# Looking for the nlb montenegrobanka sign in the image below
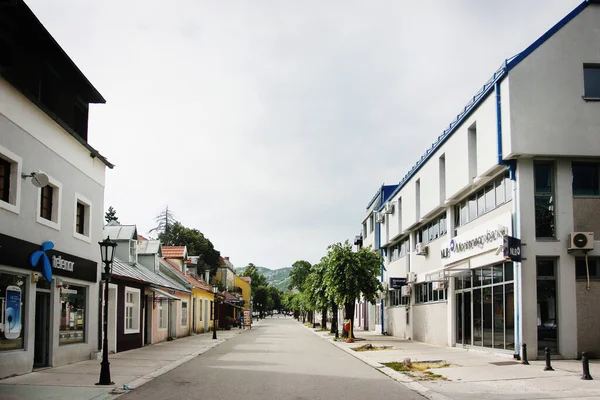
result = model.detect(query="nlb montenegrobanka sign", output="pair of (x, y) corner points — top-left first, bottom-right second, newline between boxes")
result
(441, 212), (512, 267)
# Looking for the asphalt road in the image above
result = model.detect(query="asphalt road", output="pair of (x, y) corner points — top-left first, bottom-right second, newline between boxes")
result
(120, 317), (423, 400)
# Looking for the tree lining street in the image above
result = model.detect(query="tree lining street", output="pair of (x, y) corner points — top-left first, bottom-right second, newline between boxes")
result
(120, 318), (424, 400)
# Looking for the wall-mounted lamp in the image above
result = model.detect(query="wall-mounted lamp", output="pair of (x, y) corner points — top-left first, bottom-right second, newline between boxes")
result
(56, 278), (64, 289)
(21, 172), (49, 188)
(31, 272), (39, 284)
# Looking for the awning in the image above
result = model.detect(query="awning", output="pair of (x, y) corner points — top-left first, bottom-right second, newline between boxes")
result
(149, 287), (180, 301)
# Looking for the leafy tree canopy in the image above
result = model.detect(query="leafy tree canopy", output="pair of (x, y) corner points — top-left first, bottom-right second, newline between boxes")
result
(323, 241), (383, 306)
(158, 221), (220, 277)
(241, 263), (268, 294)
(288, 260), (312, 291)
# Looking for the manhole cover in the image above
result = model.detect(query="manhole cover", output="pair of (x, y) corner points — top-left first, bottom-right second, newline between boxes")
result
(490, 361), (519, 366)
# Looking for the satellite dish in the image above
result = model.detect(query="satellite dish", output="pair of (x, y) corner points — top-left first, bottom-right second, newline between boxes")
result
(30, 172), (49, 188)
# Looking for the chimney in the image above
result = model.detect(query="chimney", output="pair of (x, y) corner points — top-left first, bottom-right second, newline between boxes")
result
(205, 269), (210, 283)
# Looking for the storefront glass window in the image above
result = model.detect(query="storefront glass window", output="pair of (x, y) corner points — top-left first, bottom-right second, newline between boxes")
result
(455, 263), (515, 351)
(59, 285), (86, 345)
(0, 272), (26, 351)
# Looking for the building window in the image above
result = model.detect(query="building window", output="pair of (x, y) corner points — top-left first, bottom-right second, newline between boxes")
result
(583, 64), (600, 99)
(73, 193), (92, 242)
(0, 272), (26, 351)
(576, 258), (600, 280)
(36, 174), (62, 230)
(129, 240), (137, 264)
(389, 236), (410, 262)
(454, 172), (512, 229)
(59, 285), (86, 345)
(0, 145), (22, 214)
(414, 282), (447, 304)
(534, 162), (555, 238)
(369, 213), (374, 233)
(0, 157), (10, 203)
(417, 212), (447, 245)
(158, 302), (167, 330)
(124, 287), (140, 333)
(210, 300), (213, 320)
(390, 289), (410, 306)
(572, 162), (600, 196)
(181, 301), (188, 327)
(199, 299), (203, 321)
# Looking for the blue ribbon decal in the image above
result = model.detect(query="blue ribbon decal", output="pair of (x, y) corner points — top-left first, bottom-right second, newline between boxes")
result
(30, 241), (54, 281)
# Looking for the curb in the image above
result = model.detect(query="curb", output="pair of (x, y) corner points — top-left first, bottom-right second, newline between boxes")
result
(301, 323), (452, 400)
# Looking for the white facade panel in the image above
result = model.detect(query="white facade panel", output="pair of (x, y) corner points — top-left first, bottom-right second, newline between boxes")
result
(0, 79), (106, 186)
(508, 5), (600, 158)
(474, 94), (503, 178)
(400, 182), (417, 231)
(443, 127), (471, 200)
(416, 157), (441, 219)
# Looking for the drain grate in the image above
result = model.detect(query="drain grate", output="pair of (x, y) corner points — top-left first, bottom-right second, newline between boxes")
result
(489, 361), (519, 366)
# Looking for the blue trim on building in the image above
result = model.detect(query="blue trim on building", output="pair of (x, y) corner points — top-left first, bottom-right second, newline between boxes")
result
(366, 184), (399, 210)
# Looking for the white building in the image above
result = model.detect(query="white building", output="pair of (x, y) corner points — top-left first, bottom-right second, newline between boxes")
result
(0, 1), (111, 376)
(360, 0), (600, 359)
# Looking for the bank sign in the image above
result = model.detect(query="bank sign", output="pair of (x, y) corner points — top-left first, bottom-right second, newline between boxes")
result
(441, 213), (512, 267)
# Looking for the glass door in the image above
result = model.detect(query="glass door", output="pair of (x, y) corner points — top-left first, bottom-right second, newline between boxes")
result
(537, 259), (558, 354)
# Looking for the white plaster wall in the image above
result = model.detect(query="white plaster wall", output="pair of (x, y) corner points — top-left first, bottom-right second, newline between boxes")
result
(410, 233), (448, 278)
(400, 183), (417, 231)
(416, 159), (441, 219)
(508, 4), (600, 158)
(387, 197), (401, 241)
(474, 94), (503, 177)
(444, 126), (471, 199)
(0, 79), (106, 186)
(412, 302), (448, 346)
(387, 306), (410, 338)
(516, 159), (579, 358)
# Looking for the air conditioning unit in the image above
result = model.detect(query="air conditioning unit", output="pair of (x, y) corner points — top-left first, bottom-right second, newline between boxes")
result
(432, 281), (446, 291)
(401, 285), (411, 297)
(376, 212), (385, 223)
(384, 203), (395, 214)
(415, 243), (428, 256)
(407, 272), (417, 283)
(568, 232), (594, 252)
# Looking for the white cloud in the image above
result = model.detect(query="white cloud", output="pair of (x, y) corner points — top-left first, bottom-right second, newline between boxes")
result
(25, 0), (582, 268)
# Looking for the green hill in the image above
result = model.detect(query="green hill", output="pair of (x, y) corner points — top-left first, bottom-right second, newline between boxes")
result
(237, 266), (292, 292)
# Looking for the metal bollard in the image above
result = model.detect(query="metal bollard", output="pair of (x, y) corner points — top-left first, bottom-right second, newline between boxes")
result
(582, 352), (593, 380)
(521, 343), (529, 365)
(544, 347), (554, 371)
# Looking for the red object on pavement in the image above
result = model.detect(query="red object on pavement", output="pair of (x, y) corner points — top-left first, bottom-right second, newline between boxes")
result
(343, 321), (350, 332)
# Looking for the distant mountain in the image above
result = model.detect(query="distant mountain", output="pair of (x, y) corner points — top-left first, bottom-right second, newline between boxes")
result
(236, 266), (292, 292)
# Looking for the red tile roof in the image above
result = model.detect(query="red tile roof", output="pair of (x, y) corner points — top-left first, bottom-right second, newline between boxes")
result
(137, 234), (148, 241)
(162, 246), (186, 259)
(162, 258), (212, 293)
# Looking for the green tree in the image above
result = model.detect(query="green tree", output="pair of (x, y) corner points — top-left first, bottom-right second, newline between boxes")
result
(157, 222), (221, 277)
(323, 241), (383, 338)
(104, 206), (119, 224)
(241, 264), (268, 294)
(288, 260), (312, 291)
(306, 261), (332, 330)
(253, 286), (269, 319)
(267, 286), (283, 313)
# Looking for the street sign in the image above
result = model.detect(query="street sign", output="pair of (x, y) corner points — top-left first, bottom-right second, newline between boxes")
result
(389, 277), (407, 289)
(244, 310), (251, 327)
(503, 235), (522, 262)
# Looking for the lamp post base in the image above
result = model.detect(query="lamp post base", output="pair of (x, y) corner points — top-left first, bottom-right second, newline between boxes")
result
(96, 360), (113, 385)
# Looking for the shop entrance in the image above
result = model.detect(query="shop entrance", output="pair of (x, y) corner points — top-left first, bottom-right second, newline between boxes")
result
(454, 263), (515, 351)
(34, 291), (51, 368)
(537, 259), (558, 354)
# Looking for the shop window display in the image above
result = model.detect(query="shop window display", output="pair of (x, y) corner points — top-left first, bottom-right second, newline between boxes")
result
(59, 284), (86, 345)
(0, 272), (26, 351)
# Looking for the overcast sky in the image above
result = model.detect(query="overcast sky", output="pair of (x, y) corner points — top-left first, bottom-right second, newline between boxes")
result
(27, 0), (581, 270)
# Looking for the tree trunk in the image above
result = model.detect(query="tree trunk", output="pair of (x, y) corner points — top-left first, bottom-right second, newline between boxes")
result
(342, 301), (356, 338)
(321, 306), (327, 330)
(330, 302), (338, 334)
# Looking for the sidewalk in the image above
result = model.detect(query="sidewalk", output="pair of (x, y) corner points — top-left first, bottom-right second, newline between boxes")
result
(0, 327), (250, 400)
(308, 325), (600, 400)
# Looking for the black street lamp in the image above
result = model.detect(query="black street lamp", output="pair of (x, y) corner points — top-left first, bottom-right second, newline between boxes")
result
(212, 285), (218, 340)
(97, 237), (116, 386)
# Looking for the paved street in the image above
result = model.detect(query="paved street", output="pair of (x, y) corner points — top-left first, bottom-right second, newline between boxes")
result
(120, 317), (423, 400)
